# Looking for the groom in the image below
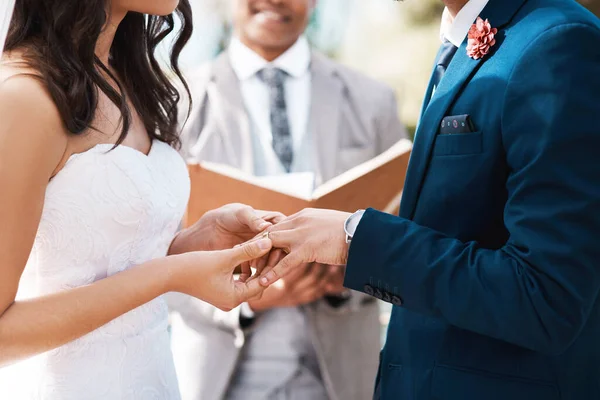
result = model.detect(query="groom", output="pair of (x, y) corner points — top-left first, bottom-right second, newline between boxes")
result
(259, 0), (600, 398)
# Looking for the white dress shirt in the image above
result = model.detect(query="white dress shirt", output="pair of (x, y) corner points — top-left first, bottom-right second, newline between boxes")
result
(440, 0), (491, 46)
(229, 36), (314, 178)
(349, 0), (492, 237)
(226, 37), (327, 400)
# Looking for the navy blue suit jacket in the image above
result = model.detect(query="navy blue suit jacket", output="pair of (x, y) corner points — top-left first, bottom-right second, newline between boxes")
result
(344, 0), (600, 399)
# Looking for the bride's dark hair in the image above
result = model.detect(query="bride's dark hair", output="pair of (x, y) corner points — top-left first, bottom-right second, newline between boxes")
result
(5, 0), (193, 148)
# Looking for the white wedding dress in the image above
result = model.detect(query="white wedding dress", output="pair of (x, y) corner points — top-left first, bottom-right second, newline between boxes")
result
(0, 140), (190, 399)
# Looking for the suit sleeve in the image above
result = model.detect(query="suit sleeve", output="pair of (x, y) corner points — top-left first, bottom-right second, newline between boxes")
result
(344, 24), (600, 355)
(376, 88), (409, 153)
(320, 87), (407, 314)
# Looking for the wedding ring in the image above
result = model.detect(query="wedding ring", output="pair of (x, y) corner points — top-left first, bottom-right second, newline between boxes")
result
(261, 231), (270, 240)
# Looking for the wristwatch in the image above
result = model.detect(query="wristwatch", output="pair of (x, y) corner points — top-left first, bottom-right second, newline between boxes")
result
(344, 209), (365, 244)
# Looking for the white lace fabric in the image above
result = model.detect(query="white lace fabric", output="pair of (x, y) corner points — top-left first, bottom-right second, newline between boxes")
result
(0, 140), (190, 399)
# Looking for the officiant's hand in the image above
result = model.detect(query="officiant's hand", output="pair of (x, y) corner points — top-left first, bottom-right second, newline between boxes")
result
(168, 238), (273, 311)
(169, 203), (285, 254)
(258, 208), (351, 286)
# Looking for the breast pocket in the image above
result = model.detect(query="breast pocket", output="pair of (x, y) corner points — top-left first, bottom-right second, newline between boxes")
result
(433, 131), (483, 157)
(431, 365), (560, 400)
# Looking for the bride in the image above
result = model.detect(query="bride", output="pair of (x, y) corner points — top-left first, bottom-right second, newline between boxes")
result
(0, 0), (278, 398)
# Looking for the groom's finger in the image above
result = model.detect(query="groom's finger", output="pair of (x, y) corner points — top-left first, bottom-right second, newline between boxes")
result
(268, 248), (286, 266)
(256, 210), (286, 225)
(235, 277), (267, 303)
(250, 249), (271, 276)
(238, 261), (252, 283)
(266, 229), (296, 251)
(259, 250), (306, 286)
(230, 238), (272, 266)
(249, 248), (285, 280)
(266, 218), (296, 233)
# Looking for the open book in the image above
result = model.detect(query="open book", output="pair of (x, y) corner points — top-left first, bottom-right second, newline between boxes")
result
(184, 139), (412, 227)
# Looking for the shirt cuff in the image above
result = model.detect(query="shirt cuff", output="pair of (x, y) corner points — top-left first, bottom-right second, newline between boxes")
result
(346, 209), (366, 239)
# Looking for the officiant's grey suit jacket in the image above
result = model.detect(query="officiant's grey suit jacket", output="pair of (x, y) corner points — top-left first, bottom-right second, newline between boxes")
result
(170, 51), (408, 400)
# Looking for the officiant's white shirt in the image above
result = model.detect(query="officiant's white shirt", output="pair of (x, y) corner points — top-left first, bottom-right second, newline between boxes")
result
(225, 36), (328, 400)
(229, 36), (315, 178)
(440, 0), (490, 46)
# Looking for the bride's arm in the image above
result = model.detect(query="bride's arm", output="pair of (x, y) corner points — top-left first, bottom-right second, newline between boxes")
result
(0, 76), (272, 368)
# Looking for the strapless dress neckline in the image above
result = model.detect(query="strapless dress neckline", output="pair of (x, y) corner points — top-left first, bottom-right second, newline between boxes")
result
(0, 138), (190, 400)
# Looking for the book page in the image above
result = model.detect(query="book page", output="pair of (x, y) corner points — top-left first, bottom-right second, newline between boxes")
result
(313, 139), (412, 199)
(185, 139), (412, 225)
(255, 172), (315, 199)
(198, 161), (313, 201)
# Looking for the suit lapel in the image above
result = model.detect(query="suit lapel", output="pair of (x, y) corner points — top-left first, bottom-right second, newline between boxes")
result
(309, 53), (343, 185)
(417, 56), (441, 127)
(400, 0), (528, 219)
(400, 46), (484, 218)
(209, 53), (254, 173)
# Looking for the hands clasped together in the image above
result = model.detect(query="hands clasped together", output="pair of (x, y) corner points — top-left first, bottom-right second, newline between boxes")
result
(167, 204), (351, 312)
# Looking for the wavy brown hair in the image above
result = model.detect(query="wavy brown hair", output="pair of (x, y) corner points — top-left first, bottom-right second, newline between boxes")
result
(5, 0), (193, 148)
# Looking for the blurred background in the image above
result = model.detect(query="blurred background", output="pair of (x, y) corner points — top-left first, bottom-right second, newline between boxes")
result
(164, 0), (600, 342)
(166, 0), (600, 138)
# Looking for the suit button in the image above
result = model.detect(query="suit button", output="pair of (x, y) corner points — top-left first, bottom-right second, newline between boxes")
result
(373, 288), (383, 300)
(391, 295), (403, 306)
(382, 292), (392, 303)
(364, 284), (374, 296)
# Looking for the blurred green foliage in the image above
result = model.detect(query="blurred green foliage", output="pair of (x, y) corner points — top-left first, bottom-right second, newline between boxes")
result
(400, 0), (446, 26)
(399, 0), (599, 23)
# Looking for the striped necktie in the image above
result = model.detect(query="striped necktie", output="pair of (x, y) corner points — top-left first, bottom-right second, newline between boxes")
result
(257, 67), (294, 172)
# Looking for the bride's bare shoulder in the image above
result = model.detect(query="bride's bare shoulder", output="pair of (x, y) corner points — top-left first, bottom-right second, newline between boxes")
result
(1, 50), (61, 121)
(0, 51), (68, 168)
(0, 49), (40, 82)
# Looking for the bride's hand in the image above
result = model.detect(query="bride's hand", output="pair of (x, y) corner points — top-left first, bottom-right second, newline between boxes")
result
(167, 238), (273, 311)
(169, 203), (285, 254)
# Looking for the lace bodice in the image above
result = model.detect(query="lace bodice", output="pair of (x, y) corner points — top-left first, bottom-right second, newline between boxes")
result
(0, 140), (190, 399)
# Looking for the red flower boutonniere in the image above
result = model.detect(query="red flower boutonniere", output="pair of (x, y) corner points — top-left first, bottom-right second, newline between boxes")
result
(467, 17), (498, 60)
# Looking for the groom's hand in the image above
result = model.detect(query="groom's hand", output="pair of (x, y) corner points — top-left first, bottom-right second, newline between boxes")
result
(259, 208), (351, 286)
(248, 263), (331, 311)
(168, 204), (285, 255)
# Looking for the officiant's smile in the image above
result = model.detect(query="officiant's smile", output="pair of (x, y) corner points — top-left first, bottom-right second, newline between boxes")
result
(235, 0), (315, 58)
(3, 0), (600, 399)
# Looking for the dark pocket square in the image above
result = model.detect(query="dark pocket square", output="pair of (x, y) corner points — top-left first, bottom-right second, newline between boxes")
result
(439, 114), (476, 135)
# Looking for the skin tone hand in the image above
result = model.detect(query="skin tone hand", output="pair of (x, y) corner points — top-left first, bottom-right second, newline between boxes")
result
(258, 208), (352, 286)
(168, 238), (274, 312)
(248, 263), (332, 312)
(168, 203), (285, 281)
(0, 2), (277, 369)
(169, 203), (285, 254)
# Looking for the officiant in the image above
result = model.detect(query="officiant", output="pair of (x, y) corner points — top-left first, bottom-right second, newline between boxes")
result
(169, 0), (407, 399)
